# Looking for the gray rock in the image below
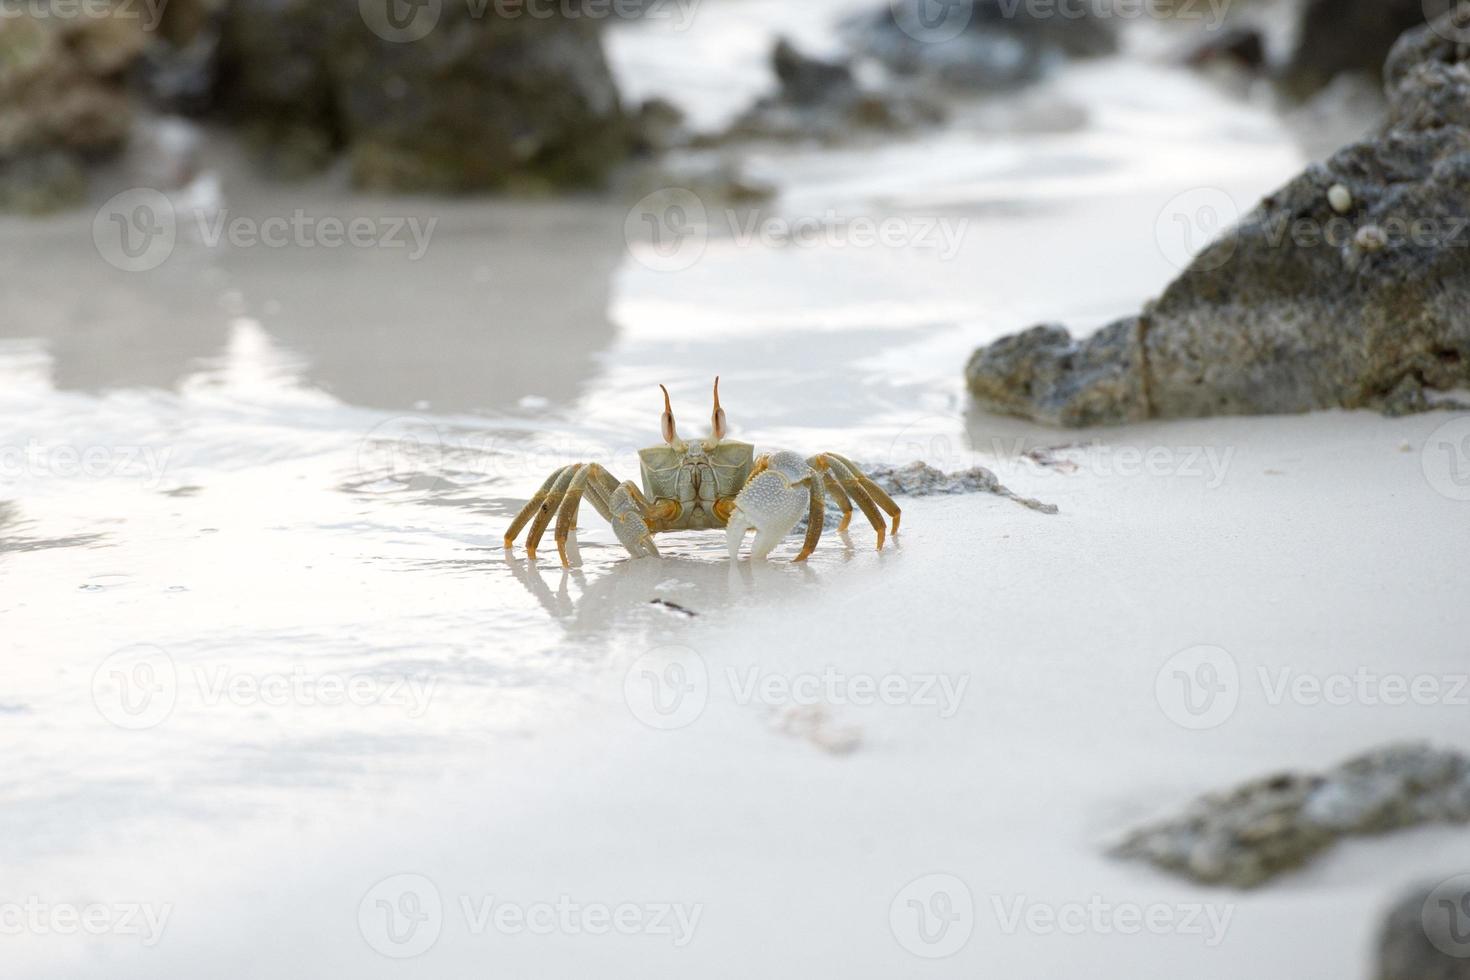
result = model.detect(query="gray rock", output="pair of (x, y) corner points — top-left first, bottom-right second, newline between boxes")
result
(723, 38), (945, 144)
(219, 0), (629, 191)
(842, 0), (1117, 91)
(1113, 744), (1470, 887)
(1377, 879), (1470, 980)
(966, 6), (1470, 426)
(1280, 0), (1459, 100)
(860, 461), (1059, 513)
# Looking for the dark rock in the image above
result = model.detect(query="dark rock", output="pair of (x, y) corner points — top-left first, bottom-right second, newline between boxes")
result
(631, 97), (690, 155)
(773, 38), (856, 106)
(723, 38), (945, 144)
(136, 0), (225, 115)
(860, 461), (1059, 512)
(1281, 0), (1460, 100)
(218, 0), (629, 192)
(1185, 26), (1265, 72)
(843, 0), (1117, 91)
(965, 320), (1149, 427)
(966, 6), (1470, 426)
(1378, 879), (1470, 979)
(1113, 744), (1470, 887)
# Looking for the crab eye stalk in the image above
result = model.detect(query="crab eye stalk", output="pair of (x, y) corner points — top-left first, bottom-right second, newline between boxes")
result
(710, 376), (727, 441)
(659, 384), (679, 444)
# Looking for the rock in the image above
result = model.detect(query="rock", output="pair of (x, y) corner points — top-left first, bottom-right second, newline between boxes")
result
(631, 97), (690, 156)
(0, 5), (148, 212)
(859, 461), (1059, 513)
(136, 0), (226, 115)
(1113, 744), (1470, 887)
(219, 0), (629, 191)
(842, 0), (1117, 91)
(966, 6), (1470, 426)
(1280, 0), (1459, 100)
(1377, 879), (1470, 979)
(723, 38), (945, 144)
(1184, 26), (1266, 72)
(965, 320), (1149, 427)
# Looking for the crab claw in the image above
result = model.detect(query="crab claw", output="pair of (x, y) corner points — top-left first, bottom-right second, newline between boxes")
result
(611, 484), (661, 559)
(726, 451), (813, 560)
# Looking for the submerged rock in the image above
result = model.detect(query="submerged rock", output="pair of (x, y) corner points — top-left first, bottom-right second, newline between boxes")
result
(1113, 744), (1470, 887)
(1377, 879), (1470, 979)
(966, 7), (1470, 426)
(723, 39), (944, 144)
(842, 0), (1117, 91)
(861, 461), (1059, 513)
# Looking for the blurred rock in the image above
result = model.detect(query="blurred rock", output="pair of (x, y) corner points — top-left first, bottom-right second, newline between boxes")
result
(1114, 744), (1470, 887)
(1280, 0), (1459, 100)
(219, 0), (629, 191)
(0, 4), (148, 212)
(842, 0), (1117, 91)
(1184, 26), (1265, 72)
(136, 0), (225, 115)
(966, 6), (1470, 425)
(631, 97), (690, 156)
(723, 38), (945, 144)
(1377, 879), (1470, 979)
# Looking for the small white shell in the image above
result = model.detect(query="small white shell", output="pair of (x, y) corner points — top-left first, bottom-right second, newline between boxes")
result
(1328, 183), (1352, 214)
(1354, 224), (1387, 252)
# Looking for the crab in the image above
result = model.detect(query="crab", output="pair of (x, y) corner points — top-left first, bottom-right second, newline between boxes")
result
(503, 378), (901, 566)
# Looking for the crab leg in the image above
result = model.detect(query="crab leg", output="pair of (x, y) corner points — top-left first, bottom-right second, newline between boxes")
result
(826, 452), (901, 535)
(504, 464), (574, 548)
(525, 464), (583, 559)
(812, 454), (886, 551)
(822, 473), (853, 532)
(553, 464), (604, 566)
(791, 468), (827, 562)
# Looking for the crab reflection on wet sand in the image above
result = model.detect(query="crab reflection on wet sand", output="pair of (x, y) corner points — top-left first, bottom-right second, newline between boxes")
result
(504, 379), (902, 565)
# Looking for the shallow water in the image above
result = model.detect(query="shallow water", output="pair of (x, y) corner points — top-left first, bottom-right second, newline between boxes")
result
(4, 11), (1467, 977)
